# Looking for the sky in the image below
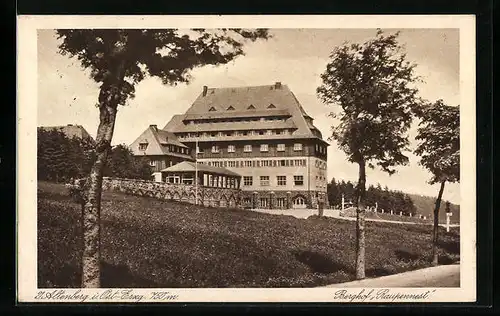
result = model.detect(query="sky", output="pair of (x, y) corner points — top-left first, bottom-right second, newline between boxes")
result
(37, 28), (461, 204)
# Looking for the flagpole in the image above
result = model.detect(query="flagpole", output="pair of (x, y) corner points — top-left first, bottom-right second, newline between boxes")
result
(195, 138), (198, 205)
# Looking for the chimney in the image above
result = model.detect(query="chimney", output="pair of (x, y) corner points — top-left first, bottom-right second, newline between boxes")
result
(150, 124), (158, 131)
(203, 86), (208, 96)
(275, 82), (281, 89)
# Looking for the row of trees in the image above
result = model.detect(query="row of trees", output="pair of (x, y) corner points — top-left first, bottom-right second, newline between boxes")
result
(327, 179), (416, 215)
(38, 129), (152, 182)
(317, 29), (460, 278)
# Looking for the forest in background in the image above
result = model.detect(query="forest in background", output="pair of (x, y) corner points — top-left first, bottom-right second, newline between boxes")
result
(37, 128), (152, 183)
(327, 178), (460, 222)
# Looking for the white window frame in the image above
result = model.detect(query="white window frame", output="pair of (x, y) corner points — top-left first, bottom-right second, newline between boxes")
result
(260, 144), (269, 152)
(294, 175), (304, 186)
(260, 176), (270, 186)
(228, 145), (236, 153)
(277, 144), (286, 151)
(211, 145), (220, 153)
(277, 176), (286, 186)
(244, 145), (252, 152)
(293, 143), (303, 151)
(243, 176), (253, 186)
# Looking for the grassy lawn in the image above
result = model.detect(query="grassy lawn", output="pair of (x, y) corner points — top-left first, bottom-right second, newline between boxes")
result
(38, 181), (460, 288)
(363, 210), (433, 225)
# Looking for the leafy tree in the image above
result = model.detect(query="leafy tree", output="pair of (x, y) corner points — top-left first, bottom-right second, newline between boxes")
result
(104, 144), (152, 180)
(56, 28), (270, 287)
(37, 129), (80, 182)
(414, 99), (459, 265)
(317, 30), (422, 279)
(327, 177), (340, 207)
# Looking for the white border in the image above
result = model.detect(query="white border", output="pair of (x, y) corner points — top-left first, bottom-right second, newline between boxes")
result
(17, 15), (476, 303)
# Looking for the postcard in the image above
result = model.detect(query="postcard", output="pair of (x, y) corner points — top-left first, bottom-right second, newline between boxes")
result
(17, 14), (476, 303)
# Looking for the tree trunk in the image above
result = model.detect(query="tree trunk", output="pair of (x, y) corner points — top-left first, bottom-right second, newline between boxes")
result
(355, 159), (367, 280)
(432, 180), (446, 266)
(81, 93), (119, 288)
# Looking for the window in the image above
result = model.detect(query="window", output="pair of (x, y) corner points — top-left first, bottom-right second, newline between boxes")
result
(139, 143), (148, 151)
(277, 144), (285, 151)
(242, 131), (249, 136)
(227, 105), (235, 110)
(149, 160), (156, 167)
(293, 196), (306, 207)
(258, 130), (265, 135)
(247, 104), (256, 110)
(196, 146), (204, 154)
(211, 145), (220, 153)
(225, 131), (233, 136)
(294, 143), (303, 151)
(260, 176), (270, 186)
(228, 145), (235, 153)
(276, 130), (282, 135)
(182, 176), (194, 185)
(294, 175), (304, 186)
(260, 144), (269, 152)
(277, 176), (286, 186)
(210, 132), (217, 137)
(260, 198), (270, 208)
(268, 103), (276, 109)
(243, 176), (253, 186)
(267, 130), (273, 135)
(276, 198), (286, 208)
(209, 107), (216, 112)
(244, 145), (252, 152)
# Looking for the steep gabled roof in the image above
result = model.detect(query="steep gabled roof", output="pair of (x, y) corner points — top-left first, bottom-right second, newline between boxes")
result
(38, 124), (94, 142)
(129, 125), (190, 157)
(162, 114), (184, 131)
(164, 83), (323, 139)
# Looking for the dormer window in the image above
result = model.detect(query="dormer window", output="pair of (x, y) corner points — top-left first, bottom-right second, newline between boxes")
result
(209, 106), (216, 112)
(139, 142), (148, 151)
(247, 104), (256, 110)
(227, 105), (235, 111)
(268, 103), (276, 109)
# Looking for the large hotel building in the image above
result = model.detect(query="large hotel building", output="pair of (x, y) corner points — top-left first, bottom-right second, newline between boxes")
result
(130, 82), (329, 209)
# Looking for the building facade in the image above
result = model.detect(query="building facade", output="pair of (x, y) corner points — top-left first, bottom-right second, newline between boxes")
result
(162, 82), (329, 209)
(129, 124), (194, 179)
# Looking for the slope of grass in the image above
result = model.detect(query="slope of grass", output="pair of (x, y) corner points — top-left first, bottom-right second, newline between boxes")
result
(38, 181), (460, 288)
(408, 193), (460, 224)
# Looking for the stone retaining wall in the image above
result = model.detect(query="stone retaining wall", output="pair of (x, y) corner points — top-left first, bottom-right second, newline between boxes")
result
(102, 177), (241, 208)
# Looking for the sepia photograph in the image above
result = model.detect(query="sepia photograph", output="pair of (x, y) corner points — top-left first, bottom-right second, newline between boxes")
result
(17, 15), (476, 303)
